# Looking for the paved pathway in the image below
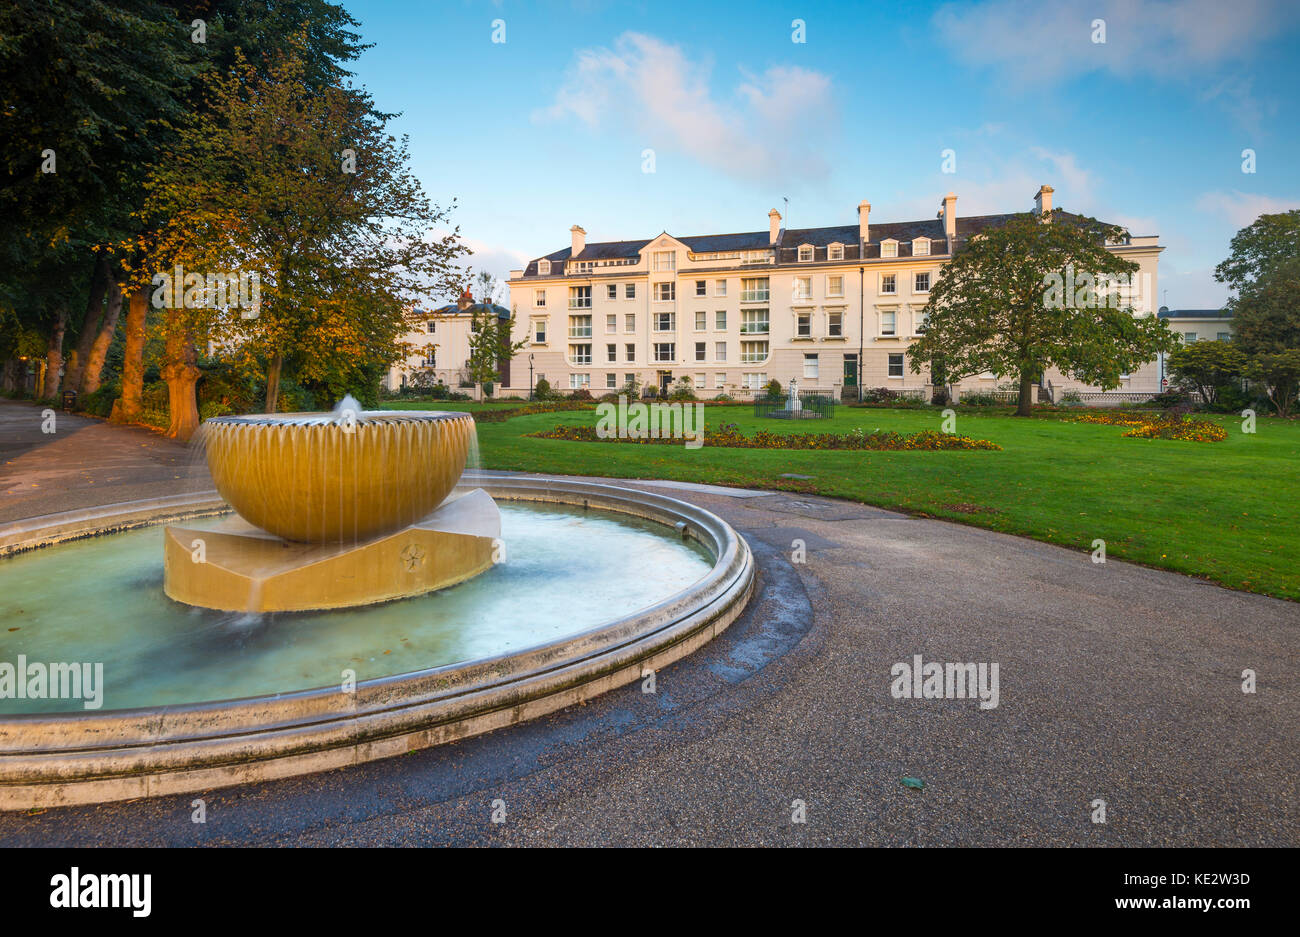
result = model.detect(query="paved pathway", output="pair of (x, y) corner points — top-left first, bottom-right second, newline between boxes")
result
(0, 398), (1296, 845)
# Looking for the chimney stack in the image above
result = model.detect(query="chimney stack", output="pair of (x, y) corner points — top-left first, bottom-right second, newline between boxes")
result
(570, 225), (586, 257)
(768, 209), (782, 246)
(941, 192), (957, 241)
(858, 201), (871, 249)
(1033, 185), (1054, 216)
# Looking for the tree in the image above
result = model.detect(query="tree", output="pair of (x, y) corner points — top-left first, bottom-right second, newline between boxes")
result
(1228, 254), (1300, 355)
(1167, 340), (1246, 407)
(1244, 350), (1300, 418)
(141, 48), (467, 426)
(1214, 209), (1300, 295)
(909, 210), (1179, 416)
(464, 279), (526, 396)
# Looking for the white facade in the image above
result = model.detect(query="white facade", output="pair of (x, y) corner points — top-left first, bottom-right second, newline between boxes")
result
(503, 187), (1165, 400)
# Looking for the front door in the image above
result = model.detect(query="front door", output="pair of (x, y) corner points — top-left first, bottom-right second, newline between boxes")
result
(843, 354), (858, 387)
(658, 370), (672, 396)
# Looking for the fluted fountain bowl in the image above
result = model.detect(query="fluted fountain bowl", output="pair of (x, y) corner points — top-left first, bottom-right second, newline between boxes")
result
(201, 409), (475, 543)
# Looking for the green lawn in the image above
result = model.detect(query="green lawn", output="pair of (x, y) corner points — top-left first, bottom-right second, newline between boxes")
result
(381, 399), (1300, 601)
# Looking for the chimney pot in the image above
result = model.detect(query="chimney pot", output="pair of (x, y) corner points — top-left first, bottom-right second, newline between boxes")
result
(1033, 185), (1054, 216)
(941, 192), (957, 242)
(570, 225), (586, 257)
(768, 209), (782, 246)
(858, 201), (871, 248)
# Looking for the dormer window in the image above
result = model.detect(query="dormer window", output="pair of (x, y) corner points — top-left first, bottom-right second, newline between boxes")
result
(881, 240), (898, 258)
(913, 238), (930, 256)
(538, 259), (551, 275)
(798, 245), (814, 262)
(828, 243), (844, 261)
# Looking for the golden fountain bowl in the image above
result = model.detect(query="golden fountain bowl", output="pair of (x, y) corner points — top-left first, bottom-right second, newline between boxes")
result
(201, 410), (475, 543)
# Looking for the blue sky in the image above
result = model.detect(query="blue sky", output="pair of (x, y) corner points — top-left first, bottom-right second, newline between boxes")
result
(346, 0), (1300, 308)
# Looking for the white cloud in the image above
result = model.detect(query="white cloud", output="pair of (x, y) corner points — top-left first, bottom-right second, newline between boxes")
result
(932, 0), (1296, 129)
(535, 32), (836, 183)
(1196, 190), (1300, 230)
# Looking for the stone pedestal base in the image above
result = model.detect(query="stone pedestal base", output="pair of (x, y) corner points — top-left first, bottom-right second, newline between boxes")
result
(163, 488), (501, 613)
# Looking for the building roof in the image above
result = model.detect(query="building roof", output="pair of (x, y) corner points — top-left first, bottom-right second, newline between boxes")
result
(425, 301), (511, 319)
(1158, 308), (1232, 319)
(516, 210), (1113, 276)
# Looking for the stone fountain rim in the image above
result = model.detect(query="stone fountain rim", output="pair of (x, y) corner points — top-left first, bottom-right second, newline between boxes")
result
(204, 409), (474, 427)
(0, 474), (754, 809)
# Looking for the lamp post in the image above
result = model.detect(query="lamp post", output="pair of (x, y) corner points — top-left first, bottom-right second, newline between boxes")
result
(529, 353), (535, 400)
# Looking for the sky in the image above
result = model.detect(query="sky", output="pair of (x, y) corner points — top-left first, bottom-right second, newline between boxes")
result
(345, 0), (1300, 309)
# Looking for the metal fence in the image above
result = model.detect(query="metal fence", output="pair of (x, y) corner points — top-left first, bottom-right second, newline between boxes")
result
(754, 390), (838, 420)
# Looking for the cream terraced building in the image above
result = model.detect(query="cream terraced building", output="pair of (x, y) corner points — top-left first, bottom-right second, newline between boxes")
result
(505, 186), (1164, 400)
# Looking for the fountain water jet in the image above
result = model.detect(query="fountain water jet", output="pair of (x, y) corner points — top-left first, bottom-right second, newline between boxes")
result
(164, 404), (500, 612)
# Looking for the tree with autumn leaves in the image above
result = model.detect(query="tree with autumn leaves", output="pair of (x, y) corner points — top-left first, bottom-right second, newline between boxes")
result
(140, 46), (467, 433)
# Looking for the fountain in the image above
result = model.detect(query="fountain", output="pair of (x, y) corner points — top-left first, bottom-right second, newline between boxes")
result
(0, 400), (756, 809)
(164, 397), (501, 612)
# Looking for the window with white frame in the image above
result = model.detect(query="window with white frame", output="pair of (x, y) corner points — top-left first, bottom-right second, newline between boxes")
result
(915, 309), (929, 334)
(534, 289), (546, 307)
(881, 273), (896, 294)
(607, 284), (618, 300)
(625, 313), (635, 333)
(714, 279), (727, 297)
(695, 280), (706, 296)
(426, 320), (436, 334)
(715, 372), (726, 389)
(881, 311), (896, 336)
(828, 243), (844, 261)
(654, 311), (675, 331)
(828, 312), (842, 336)
(743, 372), (765, 390)
(740, 277), (770, 302)
(626, 343), (635, 362)
(715, 341), (727, 361)
(569, 344), (592, 365)
(796, 312), (811, 337)
(538, 260), (551, 275)
(606, 343), (617, 363)
(533, 320), (546, 343)
(569, 285), (591, 309)
(826, 275), (844, 298)
(654, 342), (675, 362)
(888, 353), (904, 377)
(423, 348), (436, 368)
(695, 310), (706, 330)
(606, 313), (617, 333)
(569, 373), (589, 389)
(694, 341), (706, 362)
(624, 283), (636, 299)
(913, 239), (930, 256)
(694, 372), (706, 389)
(568, 314), (592, 338)
(740, 308), (769, 334)
(804, 354), (819, 380)
(653, 251), (676, 272)
(624, 373), (636, 385)
(1184, 331), (1197, 342)
(654, 282), (675, 301)
(914, 272), (931, 293)
(798, 245), (813, 262)
(715, 310), (727, 330)
(1217, 332), (1231, 341)
(606, 373), (618, 389)
(793, 276), (812, 301)
(741, 340), (769, 363)
(881, 241), (898, 258)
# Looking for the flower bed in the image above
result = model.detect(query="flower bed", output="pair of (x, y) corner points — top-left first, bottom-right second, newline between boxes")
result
(1072, 411), (1227, 442)
(472, 401), (597, 423)
(529, 423), (1000, 451)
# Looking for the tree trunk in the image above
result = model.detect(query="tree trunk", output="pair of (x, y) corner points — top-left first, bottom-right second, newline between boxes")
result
(162, 321), (202, 441)
(42, 302), (69, 401)
(82, 278), (124, 395)
(264, 351), (283, 412)
(1, 359), (16, 394)
(61, 254), (110, 398)
(1016, 369), (1035, 417)
(113, 285), (148, 423)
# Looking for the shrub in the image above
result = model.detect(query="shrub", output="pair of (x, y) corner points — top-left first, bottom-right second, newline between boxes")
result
(764, 378), (783, 399)
(959, 392), (1000, 406)
(569, 387), (594, 401)
(668, 376), (697, 400)
(862, 386), (900, 404)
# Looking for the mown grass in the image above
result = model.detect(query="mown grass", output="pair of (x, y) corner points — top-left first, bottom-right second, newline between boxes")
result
(381, 398), (1300, 600)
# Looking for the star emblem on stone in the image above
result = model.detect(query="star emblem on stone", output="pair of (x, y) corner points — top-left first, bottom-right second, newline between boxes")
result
(400, 543), (424, 572)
